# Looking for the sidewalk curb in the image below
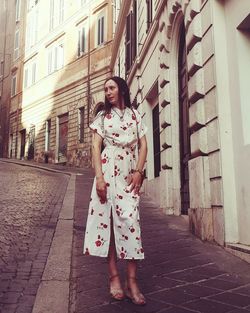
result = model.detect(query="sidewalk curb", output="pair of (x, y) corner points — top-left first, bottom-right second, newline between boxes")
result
(0, 159), (75, 313)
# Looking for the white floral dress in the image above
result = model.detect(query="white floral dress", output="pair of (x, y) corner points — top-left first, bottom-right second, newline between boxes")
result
(83, 107), (147, 259)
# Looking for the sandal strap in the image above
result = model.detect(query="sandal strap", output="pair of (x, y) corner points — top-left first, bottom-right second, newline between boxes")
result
(110, 274), (119, 281)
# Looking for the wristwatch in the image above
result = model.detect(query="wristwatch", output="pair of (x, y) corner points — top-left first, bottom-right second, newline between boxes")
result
(134, 168), (144, 176)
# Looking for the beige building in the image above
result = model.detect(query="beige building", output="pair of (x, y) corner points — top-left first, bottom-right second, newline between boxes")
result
(0, 0), (16, 158)
(111, 0), (250, 260)
(8, 0), (114, 167)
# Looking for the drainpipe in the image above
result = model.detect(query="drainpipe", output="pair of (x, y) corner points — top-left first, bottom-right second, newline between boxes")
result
(0, 0), (8, 157)
(87, 3), (91, 126)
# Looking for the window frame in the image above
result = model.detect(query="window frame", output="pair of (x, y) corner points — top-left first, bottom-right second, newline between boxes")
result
(96, 10), (106, 47)
(47, 41), (64, 75)
(14, 29), (20, 60)
(15, 0), (21, 22)
(11, 74), (17, 97)
(50, 0), (64, 31)
(23, 58), (37, 89)
(78, 23), (87, 57)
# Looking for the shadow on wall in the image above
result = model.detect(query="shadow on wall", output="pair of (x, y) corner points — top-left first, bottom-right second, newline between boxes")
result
(17, 5), (113, 168)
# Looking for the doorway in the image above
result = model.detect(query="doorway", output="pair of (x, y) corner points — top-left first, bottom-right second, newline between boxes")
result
(178, 22), (190, 215)
(20, 129), (26, 160)
(58, 114), (68, 163)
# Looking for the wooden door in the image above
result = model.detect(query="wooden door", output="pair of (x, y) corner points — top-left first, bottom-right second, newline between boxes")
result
(178, 23), (190, 215)
(58, 114), (68, 163)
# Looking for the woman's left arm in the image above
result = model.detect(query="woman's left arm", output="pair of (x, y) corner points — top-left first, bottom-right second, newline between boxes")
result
(130, 135), (148, 192)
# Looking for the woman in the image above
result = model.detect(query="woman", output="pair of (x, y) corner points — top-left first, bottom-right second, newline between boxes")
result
(83, 76), (147, 305)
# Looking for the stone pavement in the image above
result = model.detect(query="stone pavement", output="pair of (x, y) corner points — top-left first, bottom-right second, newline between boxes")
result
(71, 170), (250, 313)
(0, 161), (69, 313)
(1, 158), (250, 313)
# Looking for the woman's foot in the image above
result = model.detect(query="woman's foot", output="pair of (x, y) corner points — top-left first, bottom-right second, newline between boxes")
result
(125, 277), (146, 305)
(109, 274), (125, 301)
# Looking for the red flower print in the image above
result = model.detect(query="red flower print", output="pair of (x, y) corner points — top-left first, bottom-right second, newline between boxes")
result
(95, 240), (102, 247)
(84, 248), (90, 255)
(132, 114), (136, 120)
(118, 195), (123, 199)
(120, 252), (125, 259)
(106, 114), (112, 119)
(130, 227), (135, 233)
(122, 127), (127, 130)
(106, 182), (110, 187)
(101, 158), (107, 164)
(140, 248), (144, 253)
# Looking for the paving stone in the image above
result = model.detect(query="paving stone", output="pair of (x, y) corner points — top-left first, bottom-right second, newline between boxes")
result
(197, 278), (243, 290)
(183, 298), (236, 313)
(0, 162), (69, 311)
(208, 292), (250, 308)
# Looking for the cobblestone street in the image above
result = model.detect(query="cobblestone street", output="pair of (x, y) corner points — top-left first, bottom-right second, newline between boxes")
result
(0, 161), (69, 313)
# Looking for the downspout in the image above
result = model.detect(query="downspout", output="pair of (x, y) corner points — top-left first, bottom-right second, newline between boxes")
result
(87, 3), (91, 126)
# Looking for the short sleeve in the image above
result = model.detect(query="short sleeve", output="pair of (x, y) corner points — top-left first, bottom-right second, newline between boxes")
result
(134, 109), (148, 139)
(89, 111), (104, 138)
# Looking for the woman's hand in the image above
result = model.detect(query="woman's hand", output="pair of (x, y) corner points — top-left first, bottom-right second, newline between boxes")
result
(96, 176), (107, 203)
(129, 172), (143, 194)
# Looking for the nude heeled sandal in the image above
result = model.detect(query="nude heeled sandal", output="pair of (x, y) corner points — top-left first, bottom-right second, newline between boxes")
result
(109, 274), (125, 301)
(125, 277), (146, 306)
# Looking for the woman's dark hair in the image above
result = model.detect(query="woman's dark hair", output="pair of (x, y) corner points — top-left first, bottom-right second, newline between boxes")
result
(93, 101), (105, 117)
(104, 76), (132, 113)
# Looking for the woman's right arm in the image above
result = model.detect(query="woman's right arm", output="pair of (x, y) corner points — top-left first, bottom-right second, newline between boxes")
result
(92, 132), (107, 203)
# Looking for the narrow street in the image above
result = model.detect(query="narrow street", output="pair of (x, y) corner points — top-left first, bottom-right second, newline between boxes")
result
(1, 160), (250, 313)
(0, 161), (69, 313)
(71, 172), (250, 313)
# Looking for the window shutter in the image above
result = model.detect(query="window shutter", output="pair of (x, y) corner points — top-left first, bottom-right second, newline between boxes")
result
(125, 13), (132, 72)
(48, 48), (53, 74)
(78, 29), (81, 56)
(24, 68), (29, 88)
(82, 27), (85, 52)
(59, 0), (64, 24)
(101, 16), (104, 44)
(32, 62), (36, 84)
(49, 0), (54, 30)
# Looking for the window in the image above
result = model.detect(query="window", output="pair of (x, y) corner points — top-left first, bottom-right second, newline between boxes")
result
(125, 0), (137, 73)
(26, 1), (39, 50)
(78, 107), (84, 143)
(97, 13), (105, 46)
(16, 0), (21, 21)
(14, 29), (20, 60)
(48, 42), (64, 74)
(45, 119), (51, 151)
(78, 24), (87, 57)
(24, 59), (37, 88)
(146, 0), (153, 33)
(50, 0), (64, 31)
(11, 75), (17, 97)
(152, 104), (161, 177)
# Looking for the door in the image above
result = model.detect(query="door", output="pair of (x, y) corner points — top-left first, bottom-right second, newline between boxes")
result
(28, 125), (35, 160)
(20, 129), (26, 159)
(58, 114), (68, 163)
(178, 23), (190, 215)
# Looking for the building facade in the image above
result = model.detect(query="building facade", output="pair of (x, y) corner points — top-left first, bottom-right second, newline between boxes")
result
(0, 0), (16, 158)
(111, 0), (250, 260)
(7, 0), (114, 167)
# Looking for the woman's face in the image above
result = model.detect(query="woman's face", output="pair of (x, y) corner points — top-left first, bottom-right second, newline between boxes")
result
(104, 79), (120, 106)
